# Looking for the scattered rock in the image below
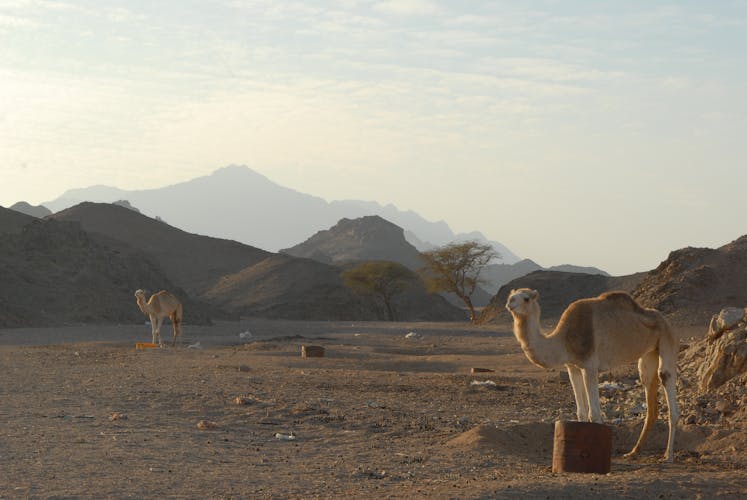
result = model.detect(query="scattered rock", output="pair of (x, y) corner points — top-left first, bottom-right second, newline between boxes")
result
(109, 412), (127, 421)
(196, 420), (219, 430)
(470, 367), (495, 374)
(301, 345), (325, 358)
(233, 396), (255, 405)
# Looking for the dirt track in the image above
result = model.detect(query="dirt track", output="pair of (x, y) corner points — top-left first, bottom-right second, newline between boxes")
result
(0, 319), (744, 498)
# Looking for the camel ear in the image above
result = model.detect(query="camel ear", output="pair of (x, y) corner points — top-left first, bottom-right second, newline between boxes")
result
(529, 290), (539, 300)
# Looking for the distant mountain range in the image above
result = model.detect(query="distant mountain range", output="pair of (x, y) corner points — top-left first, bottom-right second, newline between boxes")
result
(481, 259), (609, 295)
(49, 203), (465, 323)
(9, 201), (52, 218)
(3, 196), (746, 327)
(42, 165), (522, 263)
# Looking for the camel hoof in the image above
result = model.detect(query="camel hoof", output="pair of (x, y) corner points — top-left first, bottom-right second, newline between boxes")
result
(623, 450), (639, 459)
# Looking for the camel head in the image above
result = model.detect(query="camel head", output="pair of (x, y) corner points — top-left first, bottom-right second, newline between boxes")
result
(134, 289), (147, 301)
(505, 288), (540, 318)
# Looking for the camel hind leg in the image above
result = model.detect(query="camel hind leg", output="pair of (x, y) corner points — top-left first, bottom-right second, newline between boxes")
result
(625, 350), (659, 459)
(658, 335), (679, 462)
(170, 306), (182, 347)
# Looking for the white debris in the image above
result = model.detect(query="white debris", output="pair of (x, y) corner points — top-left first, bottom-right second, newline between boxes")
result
(470, 380), (497, 387)
(239, 331), (253, 340)
(187, 341), (202, 349)
(598, 381), (626, 391)
(405, 331), (421, 340)
(274, 433), (296, 441)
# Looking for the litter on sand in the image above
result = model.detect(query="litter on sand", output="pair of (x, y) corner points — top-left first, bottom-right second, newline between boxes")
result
(404, 332), (421, 340)
(274, 433), (296, 441)
(187, 342), (202, 349)
(470, 380), (497, 387)
(598, 381), (626, 390)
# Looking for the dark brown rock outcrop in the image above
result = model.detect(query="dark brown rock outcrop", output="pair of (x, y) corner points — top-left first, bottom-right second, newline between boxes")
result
(632, 235), (747, 326)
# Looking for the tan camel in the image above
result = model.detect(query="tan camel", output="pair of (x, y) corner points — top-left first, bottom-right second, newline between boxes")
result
(134, 289), (183, 347)
(505, 288), (679, 462)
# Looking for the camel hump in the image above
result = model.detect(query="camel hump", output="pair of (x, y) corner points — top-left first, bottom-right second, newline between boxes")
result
(599, 291), (662, 328)
(599, 291), (644, 311)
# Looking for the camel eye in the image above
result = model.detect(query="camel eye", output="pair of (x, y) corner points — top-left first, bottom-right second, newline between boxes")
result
(523, 297), (529, 303)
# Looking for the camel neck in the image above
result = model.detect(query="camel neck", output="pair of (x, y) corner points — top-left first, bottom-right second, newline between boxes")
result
(513, 313), (566, 369)
(137, 297), (152, 314)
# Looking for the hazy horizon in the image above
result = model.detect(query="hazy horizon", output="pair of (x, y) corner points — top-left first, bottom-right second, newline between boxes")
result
(2, 1), (746, 275)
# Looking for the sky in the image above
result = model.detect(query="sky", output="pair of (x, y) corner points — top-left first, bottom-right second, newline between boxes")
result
(1, 0), (746, 275)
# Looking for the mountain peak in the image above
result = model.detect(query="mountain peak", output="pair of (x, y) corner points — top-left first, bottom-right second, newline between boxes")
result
(211, 165), (268, 180)
(281, 215), (424, 270)
(9, 201), (52, 218)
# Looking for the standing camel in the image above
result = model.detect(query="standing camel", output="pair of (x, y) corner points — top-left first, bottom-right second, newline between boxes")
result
(505, 288), (679, 462)
(134, 289), (183, 347)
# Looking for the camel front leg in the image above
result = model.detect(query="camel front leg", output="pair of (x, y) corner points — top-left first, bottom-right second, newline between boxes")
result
(155, 316), (165, 347)
(148, 314), (158, 344)
(567, 365), (589, 421)
(581, 365), (602, 423)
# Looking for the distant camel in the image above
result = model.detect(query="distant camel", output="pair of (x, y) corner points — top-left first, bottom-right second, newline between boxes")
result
(134, 289), (183, 347)
(505, 288), (679, 462)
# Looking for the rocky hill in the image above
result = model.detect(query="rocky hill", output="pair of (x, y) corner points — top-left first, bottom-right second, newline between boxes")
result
(479, 235), (747, 328)
(282, 215), (495, 308)
(477, 270), (646, 324)
(0, 210), (212, 327)
(632, 235), (747, 326)
(51, 202), (272, 295)
(0, 205), (36, 234)
(281, 215), (425, 270)
(203, 254), (465, 321)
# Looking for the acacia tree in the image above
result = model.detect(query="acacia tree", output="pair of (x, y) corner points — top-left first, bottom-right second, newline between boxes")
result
(342, 261), (414, 321)
(419, 240), (498, 323)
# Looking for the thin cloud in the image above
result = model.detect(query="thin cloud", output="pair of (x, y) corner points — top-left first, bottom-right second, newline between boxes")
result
(373, 0), (443, 17)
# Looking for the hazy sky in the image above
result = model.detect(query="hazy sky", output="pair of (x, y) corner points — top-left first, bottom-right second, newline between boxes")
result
(2, 1), (746, 275)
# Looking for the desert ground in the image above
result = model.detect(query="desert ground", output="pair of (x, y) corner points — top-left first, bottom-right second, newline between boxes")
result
(0, 318), (745, 499)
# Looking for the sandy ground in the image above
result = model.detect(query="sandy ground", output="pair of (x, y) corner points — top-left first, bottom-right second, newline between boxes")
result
(0, 319), (745, 499)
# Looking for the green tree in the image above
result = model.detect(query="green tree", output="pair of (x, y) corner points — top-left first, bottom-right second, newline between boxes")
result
(342, 261), (415, 321)
(419, 240), (498, 323)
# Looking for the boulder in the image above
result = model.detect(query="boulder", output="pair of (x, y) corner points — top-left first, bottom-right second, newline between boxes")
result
(707, 307), (746, 341)
(699, 321), (747, 392)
